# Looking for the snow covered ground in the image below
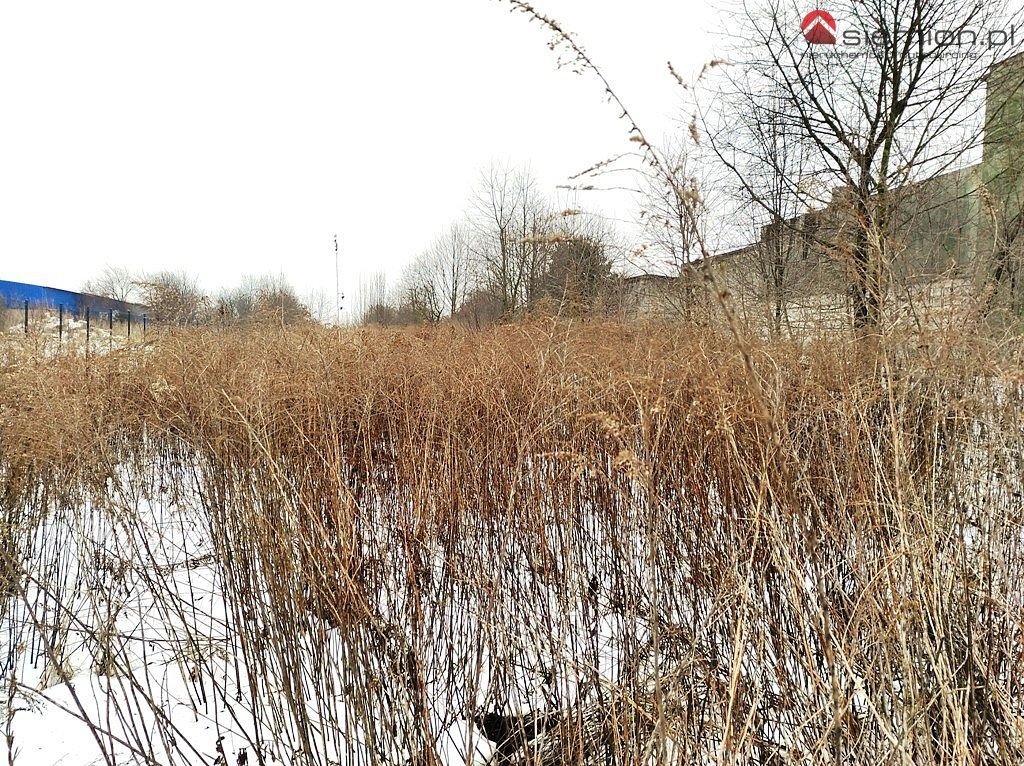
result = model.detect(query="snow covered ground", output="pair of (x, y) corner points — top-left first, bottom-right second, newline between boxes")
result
(7, 428), (1015, 765)
(1, 464), (657, 766)
(4, 312), (137, 359)
(3, 478), (255, 765)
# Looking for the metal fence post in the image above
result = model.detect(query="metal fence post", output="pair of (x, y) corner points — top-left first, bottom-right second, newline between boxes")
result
(59, 305), (64, 345)
(127, 310), (131, 339)
(108, 309), (113, 352)
(143, 314), (147, 337)
(23, 300), (28, 334)
(86, 307), (91, 351)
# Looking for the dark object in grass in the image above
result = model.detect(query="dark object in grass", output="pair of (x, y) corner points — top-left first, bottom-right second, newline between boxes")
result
(471, 711), (561, 763)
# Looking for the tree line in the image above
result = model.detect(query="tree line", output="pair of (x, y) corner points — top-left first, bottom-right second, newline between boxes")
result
(82, 165), (626, 330)
(381, 0), (1024, 336)
(82, 267), (321, 327)
(86, 0), (1024, 335)
(355, 164), (619, 328)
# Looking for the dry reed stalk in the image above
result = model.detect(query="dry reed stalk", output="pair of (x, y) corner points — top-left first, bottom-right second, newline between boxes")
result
(0, 321), (1021, 765)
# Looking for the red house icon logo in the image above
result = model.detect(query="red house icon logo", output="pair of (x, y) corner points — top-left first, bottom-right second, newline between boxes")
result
(802, 10), (837, 44)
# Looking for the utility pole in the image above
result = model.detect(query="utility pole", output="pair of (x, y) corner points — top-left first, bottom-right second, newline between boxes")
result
(334, 234), (344, 325)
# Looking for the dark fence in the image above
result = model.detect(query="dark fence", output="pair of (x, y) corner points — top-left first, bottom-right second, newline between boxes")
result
(1, 279), (149, 343)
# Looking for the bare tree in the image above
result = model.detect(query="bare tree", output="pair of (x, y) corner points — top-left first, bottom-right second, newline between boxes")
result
(354, 272), (390, 326)
(711, 85), (826, 334)
(217, 276), (258, 320)
(398, 223), (475, 322)
(399, 254), (444, 323)
(638, 138), (709, 276)
(470, 164), (552, 316)
(710, 0), (1023, 328)
(303, 289), (334, 325)
(247, 275), (311, 326)
(216, 276), (314, 327)
(82, 266), (140, 303)
(362, 302), (400, 326)
(453, 289), (503, 329)
(432, 222), (475, 318)
(137, 271), (210, 326)
(632, 136), (721, 322)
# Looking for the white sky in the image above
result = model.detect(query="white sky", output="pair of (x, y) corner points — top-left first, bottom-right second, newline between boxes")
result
(0, 1), (720, 313)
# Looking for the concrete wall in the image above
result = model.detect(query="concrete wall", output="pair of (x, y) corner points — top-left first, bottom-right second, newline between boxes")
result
(620, 54), (1024, 331)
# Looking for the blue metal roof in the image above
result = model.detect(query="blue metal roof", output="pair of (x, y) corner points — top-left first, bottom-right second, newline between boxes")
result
(0, 279), (147, 318)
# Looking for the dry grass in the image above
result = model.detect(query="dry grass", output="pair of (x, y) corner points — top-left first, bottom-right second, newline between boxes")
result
(1, 320), (1023, 765)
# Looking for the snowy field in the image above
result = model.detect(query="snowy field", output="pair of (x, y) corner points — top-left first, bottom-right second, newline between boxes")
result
(2, 462), (667, 766)
(5, 474), (254, 765)
(10, 453), (1018, 766)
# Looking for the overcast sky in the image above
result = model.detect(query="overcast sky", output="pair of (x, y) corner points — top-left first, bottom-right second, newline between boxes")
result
(0, 1), (719, 313)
